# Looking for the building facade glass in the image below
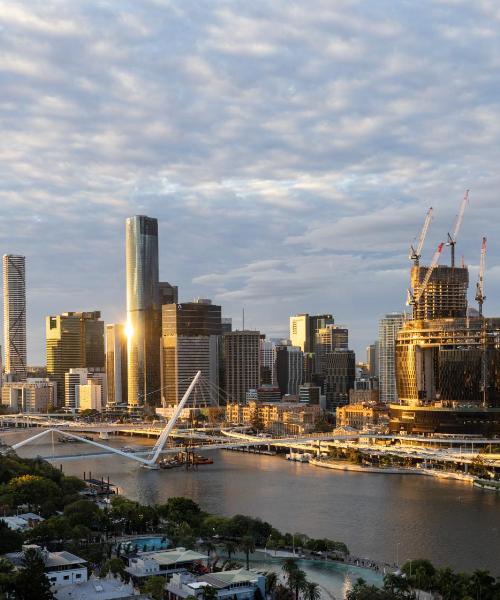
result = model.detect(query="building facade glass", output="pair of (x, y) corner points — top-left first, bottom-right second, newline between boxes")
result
(3, 254), (27, 380)
(126, 216), (161, 407)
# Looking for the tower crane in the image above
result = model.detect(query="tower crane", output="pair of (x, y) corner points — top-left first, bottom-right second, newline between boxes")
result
(409, 207), (433, 266)
(446, 190), (469, 268)
(475, 237), (487, 317)
(407, 242), (444, 307)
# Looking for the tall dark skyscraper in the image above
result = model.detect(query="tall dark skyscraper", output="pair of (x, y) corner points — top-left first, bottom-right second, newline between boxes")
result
(126, 215), (161, 407)
(3, 254), (27, 380)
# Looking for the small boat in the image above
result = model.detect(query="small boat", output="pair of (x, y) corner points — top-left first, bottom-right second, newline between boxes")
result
(159, 458), (183, 470)
(122, 446), (135, 453)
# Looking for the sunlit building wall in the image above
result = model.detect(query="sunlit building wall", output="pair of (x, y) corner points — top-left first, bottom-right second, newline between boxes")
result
(126, 215), (161, 407)
(378, 313), (405, 404)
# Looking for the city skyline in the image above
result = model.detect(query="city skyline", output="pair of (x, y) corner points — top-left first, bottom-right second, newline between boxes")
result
(2, 2), (500, 364)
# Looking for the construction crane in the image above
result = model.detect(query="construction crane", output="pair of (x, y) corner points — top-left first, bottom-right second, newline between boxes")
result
(407, 242), (444, 307)
(446, 190), (469, 268)
(475, 237), (487, 317)
(409, 207), (433, 266)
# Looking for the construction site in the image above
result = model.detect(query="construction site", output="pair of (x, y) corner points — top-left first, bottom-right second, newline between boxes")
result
(391, 192), (500, 435)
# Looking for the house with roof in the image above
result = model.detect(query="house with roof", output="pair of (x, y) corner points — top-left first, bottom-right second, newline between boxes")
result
(4, 544), (88, 587)
(166, 569), (266, 600)
(0, 512), (44, 531)
(54, 574), (150, 600)
(125, 547), (208, 582)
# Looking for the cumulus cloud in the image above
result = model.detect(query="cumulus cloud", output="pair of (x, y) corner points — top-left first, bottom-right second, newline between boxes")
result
(1, 0), (500, 361)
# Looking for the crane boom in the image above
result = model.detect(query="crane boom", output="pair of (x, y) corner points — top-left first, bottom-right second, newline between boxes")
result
(447, 189), (469, 267)
(475, 237), (487, 317)
(409, 207), (433, 266)
(414, 242), (444, 305)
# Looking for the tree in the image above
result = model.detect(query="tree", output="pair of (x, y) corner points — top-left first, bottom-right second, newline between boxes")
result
(240, 536), (256, 570)
(15, 547), (55, 600)
(101, 557), (128, 581)
(64, 498), (102, 527)
(304, 582), (321, 600)
(401, 559), (435, 591)
(224, 540), (237, 561)
(288, 568), (307, 600)
(0, 558), (15, 598)
(7, 475), (60, 508)
(0, 521), (23, 554)
(143, 576), (166, 600)
(266, 572), (278, 599)
(202, 585), (218, 600)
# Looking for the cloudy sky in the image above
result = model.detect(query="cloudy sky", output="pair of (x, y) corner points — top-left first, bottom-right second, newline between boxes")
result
(2, 0), (500, 364)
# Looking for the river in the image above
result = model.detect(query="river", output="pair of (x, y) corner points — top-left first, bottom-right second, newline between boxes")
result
(5, 430), (500, 576)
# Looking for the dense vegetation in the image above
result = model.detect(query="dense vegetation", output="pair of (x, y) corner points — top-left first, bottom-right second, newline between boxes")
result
(347, 560), (500, 600)
(0, 453), (497, 600)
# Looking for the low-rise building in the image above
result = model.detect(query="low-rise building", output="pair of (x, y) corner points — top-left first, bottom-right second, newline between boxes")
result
(0, 512), (44, 531)
(349, 389), (379, 404)
(166, 569), (266, 600)
(55, 574), (148, 600)
(226, 401), (320, 433)
(1, 379), (57, 413)
(125, 548), (208, 581)
(5, 545), (87, 587)
(336, 403), (389, 429)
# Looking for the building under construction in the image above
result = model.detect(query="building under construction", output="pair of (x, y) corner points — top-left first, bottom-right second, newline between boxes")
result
(389, 194), (500, 435)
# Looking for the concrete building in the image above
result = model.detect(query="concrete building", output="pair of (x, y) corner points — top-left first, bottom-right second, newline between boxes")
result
(126, 215), (161, 408)
(315, 324), (349, 376)
(106, 324), (128, 408)
(56, 575), (148, 600)
(46, 311), (104, 406)
(3, 254), (27, 380)
(64, 368), (89, 412)
(78, 379), (102, 411)
(349, 388), (379, 404)
(162, 300), (222, 407)
(223, 331), (260, 404)
(298, 383), (322, 405)
(5, 545), (87, 588)
(378, 312), (405, 404)
(324, 349), (356, 410)
(289, 313), (334, 353)
(1, 379), (57, 413)
(125, 548), (208, 581)
(259, 338), (275, 385)
(167, 569), (266, 600)
(159, 281), (178, 305)
(226, 400), (320, 433)
(336, 403), (389, 429)
(275, 345), (303, 396)
(366, 343), (378, 378)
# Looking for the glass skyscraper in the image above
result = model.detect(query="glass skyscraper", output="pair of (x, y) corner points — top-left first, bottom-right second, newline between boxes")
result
(126, 215), (161, 407)
(3, 254), (27, 380)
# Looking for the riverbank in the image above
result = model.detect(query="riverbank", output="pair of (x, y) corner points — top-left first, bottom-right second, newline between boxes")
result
(308, 458), (488, 486)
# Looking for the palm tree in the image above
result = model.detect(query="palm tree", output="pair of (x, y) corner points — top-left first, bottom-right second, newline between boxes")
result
(288, 568), (307, 600)
(303, 582), (320, 600)
(282, 558), (299, 590)
(224, 540), (237, 562)
(266, 572), (278, 599)
(203, 540), (217, 571)
(240, 536), (256, 570)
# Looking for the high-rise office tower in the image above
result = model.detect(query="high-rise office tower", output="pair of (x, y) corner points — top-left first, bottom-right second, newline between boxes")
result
(3, 255), (27, 380)
(275, 345), (303, 396)
(126, 215), (161, 408)
(366, 343), (378, 378)
(315, 324), (349, 375)
(325, 349), (356, 409)
(378, 312), (405, 404)
(106, 324), (128, 408)
(46, 311), (105, 405)
(162, 300), (222, 407)
(224, 331), (260, 404)
(290, 314), (335, 354)
(259, 338), (275, 385)
(159, 281), (178, 306)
